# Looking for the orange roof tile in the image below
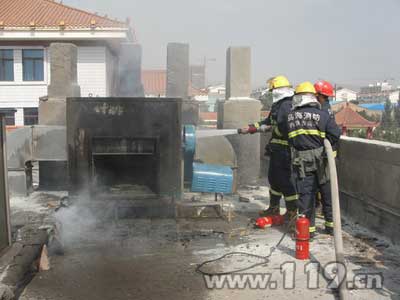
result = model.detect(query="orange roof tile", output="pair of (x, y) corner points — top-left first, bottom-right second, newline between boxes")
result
(200, 112), (217, 121)
(335, 103), (379, 128)
(142, 69), (208, 97)
(0, 0), (127, 29)
(142, 70), (166, 96)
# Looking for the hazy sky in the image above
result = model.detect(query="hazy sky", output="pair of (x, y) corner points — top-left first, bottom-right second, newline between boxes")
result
(66, 0), (400, 88)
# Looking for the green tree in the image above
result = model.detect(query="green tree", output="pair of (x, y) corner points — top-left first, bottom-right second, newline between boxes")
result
(381, 98), (393, 128)
(394, 97), (400, 128)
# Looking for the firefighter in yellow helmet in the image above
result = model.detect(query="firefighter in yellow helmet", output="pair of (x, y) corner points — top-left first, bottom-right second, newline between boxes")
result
(241, 75), (298, 228)
(288, 82), (341, 239)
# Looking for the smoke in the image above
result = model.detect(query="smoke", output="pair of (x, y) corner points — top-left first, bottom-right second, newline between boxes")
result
(54, 196), (119, 248)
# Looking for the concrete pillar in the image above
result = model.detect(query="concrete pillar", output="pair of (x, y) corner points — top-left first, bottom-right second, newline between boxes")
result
(118, 43), (144, 97)
(166, 43), (189, 99)
(39, 43), (80, 126)
(225, 47), (251, 99)
(0, 109), (12, 251)
(218, 47), (261, 186)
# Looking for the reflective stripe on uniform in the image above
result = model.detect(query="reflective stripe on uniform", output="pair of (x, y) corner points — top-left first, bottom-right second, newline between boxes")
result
(325, 221), (334, 228)
(274, 126), (282, 137)
(284, 194), (298, 201)
(269, 188), (282, 196)
(270, 138), (289, 146)
(288, 129), (326, 139)
(309, 226), (316, 233)
(333, 151), (337, 158)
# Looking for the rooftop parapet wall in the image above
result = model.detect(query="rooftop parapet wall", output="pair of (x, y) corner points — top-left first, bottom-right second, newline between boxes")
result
(338, 136), (400, 244)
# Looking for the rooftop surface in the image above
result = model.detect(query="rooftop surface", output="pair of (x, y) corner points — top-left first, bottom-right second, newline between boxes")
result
(0, 0), (127, 29)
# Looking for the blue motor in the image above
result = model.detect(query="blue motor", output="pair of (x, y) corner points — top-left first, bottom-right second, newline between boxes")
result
(191, 162), (233, 194)
(183, 125), (196, 155)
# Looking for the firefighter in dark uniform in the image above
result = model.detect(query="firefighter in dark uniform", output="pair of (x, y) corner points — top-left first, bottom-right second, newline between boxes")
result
(314, 80), (338, 235)
(287, 82), (341, 238)
(243, 75), (298, 226)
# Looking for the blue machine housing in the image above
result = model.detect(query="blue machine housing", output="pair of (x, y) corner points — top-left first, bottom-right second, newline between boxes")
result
(184, 125), (196, 155)
(191, 163), (233, 194)
(183, 125), (196, 182)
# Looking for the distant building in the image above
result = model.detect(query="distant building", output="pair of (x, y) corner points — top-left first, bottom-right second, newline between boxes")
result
(335, 103), (379, 139)
(199, 112), (217, 128)
(141, 69), (207, 100)
(335, 88), (358, 102)
(206, 84), (225, 112)
(0, 0), (134, 126)
(358, 82), (399, 104)
(190, 65), (205, 89)
(331, 101), (382, 119)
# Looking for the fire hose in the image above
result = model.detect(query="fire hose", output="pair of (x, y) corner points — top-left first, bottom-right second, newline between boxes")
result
(196, 139), (347, 299)
(324, 139), (348, 300)
(195, 217), (295, 276)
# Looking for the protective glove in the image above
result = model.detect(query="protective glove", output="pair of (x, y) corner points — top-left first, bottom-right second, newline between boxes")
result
(247, 124), (258, 134)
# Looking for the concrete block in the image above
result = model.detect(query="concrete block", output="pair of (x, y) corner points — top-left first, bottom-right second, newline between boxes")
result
(166, 43), (189, 99)
(118, 43), (144, 97)
(218, 98), (262, 185)
(47, 43), (80, 100)
(337, 137), (400, 244)
(32, 126), (67, 161)
(8, 171), (28, 196)
(40, 43), (80, 126)
(38, 100), (67, 126)
(226, 47), (251, 99)
(38, 161), (68, 191)
(6, 127), (31, 170)
(220, 98), (262, 128)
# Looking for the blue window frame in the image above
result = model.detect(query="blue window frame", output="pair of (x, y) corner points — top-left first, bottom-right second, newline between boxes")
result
(0, 50), (14, 81)
(22, 49), (44, 81)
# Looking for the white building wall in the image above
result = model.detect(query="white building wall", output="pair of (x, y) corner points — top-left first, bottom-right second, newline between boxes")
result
(335, 88), (357, 102)
(77, 46), (107, 97)
(389, 90), (399, 104)
(0, 45), (111, 125)
(105, 48), (118, 96)
(0, 46), (49, 125)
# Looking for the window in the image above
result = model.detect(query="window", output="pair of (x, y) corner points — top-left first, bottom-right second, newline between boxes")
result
(0, 50), (14, 81)
(22, 49), (44, 81)
(23, 108), (38, 125)
(4, 111), (15, 126)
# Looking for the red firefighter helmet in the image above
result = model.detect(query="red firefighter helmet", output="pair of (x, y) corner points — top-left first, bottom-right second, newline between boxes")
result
(314, 80), (335, 97)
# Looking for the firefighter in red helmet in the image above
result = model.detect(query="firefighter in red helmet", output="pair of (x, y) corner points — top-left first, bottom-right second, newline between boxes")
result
(313, 80), (339, 235)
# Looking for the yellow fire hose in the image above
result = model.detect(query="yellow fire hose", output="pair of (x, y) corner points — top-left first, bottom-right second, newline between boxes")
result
(324, 139), (347, 300)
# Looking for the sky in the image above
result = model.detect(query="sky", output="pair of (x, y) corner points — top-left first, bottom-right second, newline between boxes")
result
(65, 0), (400, 88)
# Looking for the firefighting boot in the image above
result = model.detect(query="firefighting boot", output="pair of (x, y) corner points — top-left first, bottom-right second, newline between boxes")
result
(285, 209), (297, 234)
(324, 226), (334, 236)
(310, 231), (317, 241)
(259, 206), (280, 217)
(259, 193), (281, 217)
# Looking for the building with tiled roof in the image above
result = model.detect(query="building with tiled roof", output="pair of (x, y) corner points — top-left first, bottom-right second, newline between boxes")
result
(0, 0), (135, 126)
(335, 103), (379, 139)
(141, 70), (166, 97)
(142, 69), (208, 98)
(0, 0), (133, 37)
